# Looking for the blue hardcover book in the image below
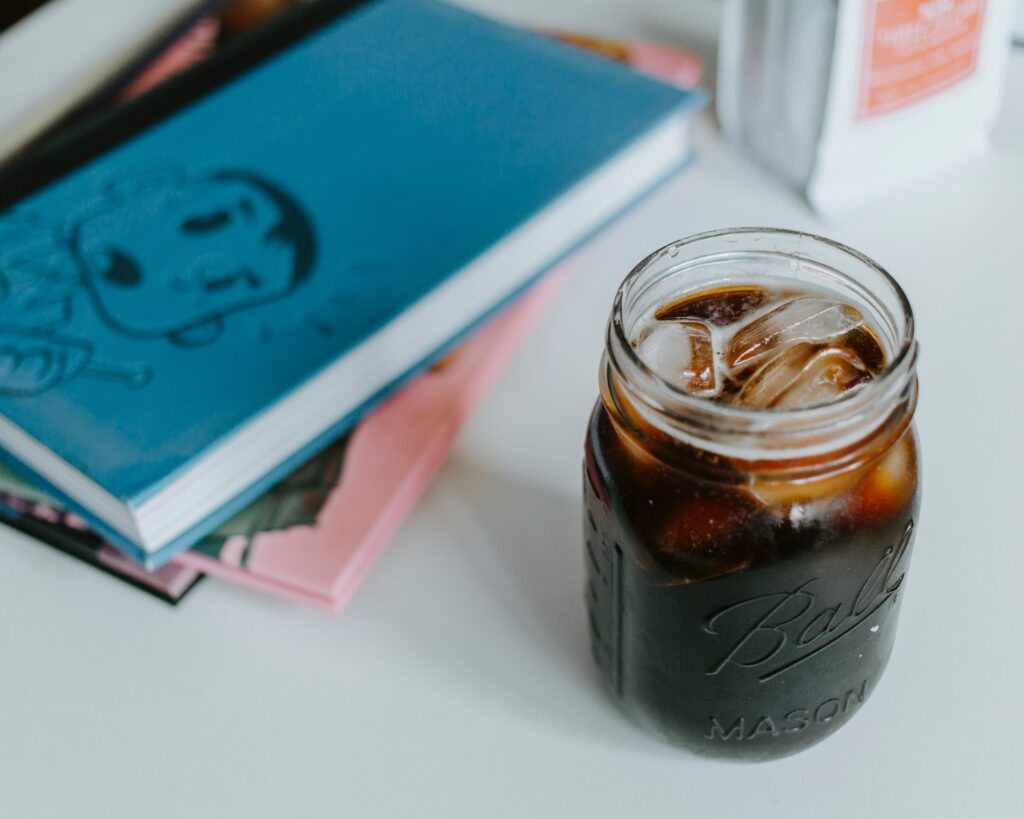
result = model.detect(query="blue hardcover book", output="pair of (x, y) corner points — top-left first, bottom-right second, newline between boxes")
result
(0, 0), (703, 567)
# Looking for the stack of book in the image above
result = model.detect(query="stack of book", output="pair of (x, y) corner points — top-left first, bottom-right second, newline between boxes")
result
(0, 0), (703, 610)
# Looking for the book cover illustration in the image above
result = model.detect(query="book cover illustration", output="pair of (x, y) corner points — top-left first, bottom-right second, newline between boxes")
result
(0, 166), (316, 397)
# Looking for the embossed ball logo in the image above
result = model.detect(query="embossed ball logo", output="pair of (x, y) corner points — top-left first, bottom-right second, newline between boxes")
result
(702, 521), (914, 682)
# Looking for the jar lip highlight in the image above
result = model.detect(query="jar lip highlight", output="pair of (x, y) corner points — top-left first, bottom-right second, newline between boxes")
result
(605, 227), (918, 460)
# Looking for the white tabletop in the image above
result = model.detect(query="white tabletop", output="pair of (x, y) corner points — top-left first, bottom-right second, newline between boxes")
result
(2, 3), (1022, 817)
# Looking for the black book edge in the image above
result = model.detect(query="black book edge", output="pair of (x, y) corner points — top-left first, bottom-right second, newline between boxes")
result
(0, 0), (369, 209)
(22, 0), (232, 154)
(0, 507), (204, 604)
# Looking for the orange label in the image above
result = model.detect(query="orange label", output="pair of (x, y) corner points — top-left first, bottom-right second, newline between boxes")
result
(858, 0), (985, 118)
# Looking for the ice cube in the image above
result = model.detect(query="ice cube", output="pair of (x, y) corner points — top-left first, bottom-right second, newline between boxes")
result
(635, 319), (717, 395)
(727, 297), (864, 369)
(655, 486), (767, 582)
(735, 343), (868, 409)
(848, 429), (917, 520)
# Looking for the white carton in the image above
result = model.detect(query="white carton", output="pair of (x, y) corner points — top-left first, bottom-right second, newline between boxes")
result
(719, 0), (1015, 219)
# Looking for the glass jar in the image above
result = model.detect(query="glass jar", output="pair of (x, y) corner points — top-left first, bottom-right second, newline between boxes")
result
(584, 228), (920, 760)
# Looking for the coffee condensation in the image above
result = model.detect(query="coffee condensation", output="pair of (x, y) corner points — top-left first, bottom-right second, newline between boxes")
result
(585, 246), (919, 761)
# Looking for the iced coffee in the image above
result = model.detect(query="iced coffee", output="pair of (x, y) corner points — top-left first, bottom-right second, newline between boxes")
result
(585, 229), (919, 760)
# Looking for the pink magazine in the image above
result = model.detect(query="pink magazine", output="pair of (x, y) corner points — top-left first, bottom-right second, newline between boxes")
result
(174, 274), (563, 610)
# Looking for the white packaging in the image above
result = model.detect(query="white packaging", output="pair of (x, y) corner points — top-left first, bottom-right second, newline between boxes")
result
(718, 0), (1015, 219)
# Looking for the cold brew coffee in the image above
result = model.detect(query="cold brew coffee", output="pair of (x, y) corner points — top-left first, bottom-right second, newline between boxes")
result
(585, 229), (919, 760)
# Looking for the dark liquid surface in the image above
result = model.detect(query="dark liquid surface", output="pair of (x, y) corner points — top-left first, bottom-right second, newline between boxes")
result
(586, 285), (918, 759)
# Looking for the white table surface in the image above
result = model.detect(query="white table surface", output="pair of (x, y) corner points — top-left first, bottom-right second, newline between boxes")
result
(2, 3), (1022, 817)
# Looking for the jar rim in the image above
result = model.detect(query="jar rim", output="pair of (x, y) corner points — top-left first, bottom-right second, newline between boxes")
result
(606, 227), (918, 460)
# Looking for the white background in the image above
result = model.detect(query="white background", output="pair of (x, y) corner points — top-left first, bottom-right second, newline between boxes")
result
(1, 1), (1022, 817)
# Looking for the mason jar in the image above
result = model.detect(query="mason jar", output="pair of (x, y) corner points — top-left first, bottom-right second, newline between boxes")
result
(584, 228), (920, 760)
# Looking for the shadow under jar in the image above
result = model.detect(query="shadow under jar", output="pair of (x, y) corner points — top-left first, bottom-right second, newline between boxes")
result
(584, 228), (920, 761)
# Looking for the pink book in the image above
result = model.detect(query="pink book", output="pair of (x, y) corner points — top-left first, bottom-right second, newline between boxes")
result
(174, 273), (562, 609)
